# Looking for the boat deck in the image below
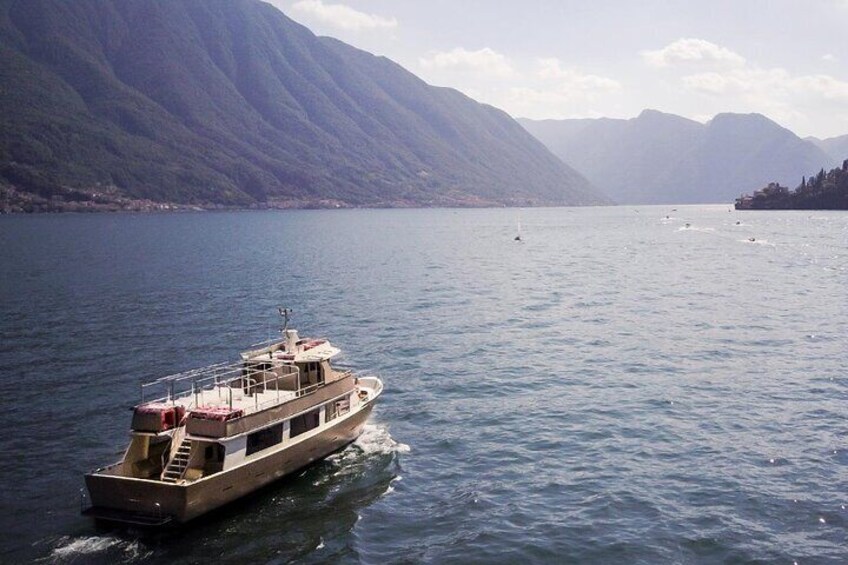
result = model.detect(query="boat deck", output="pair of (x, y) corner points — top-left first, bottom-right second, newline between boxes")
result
(167, 383), (300, 415)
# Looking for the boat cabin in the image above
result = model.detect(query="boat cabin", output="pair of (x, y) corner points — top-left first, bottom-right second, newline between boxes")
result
(108, 329), (359, 484)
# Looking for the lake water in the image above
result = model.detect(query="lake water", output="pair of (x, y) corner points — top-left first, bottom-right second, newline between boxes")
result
(1, 205), (846, 563)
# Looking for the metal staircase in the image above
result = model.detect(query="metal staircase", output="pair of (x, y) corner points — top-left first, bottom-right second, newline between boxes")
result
(162, 439), (191, 483)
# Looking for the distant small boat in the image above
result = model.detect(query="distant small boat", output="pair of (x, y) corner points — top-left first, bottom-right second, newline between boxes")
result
(684, 223), (691, 228)
(749, 237), (756, 242)
(735, 221), (741, 225)
(515, 219), (522, 241)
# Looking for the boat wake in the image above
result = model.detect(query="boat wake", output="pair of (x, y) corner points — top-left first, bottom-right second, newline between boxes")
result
(741, 238), (774, 246)
(319, 423), (409, 483)
(48, 535), (151, 562)
(353, 423), (411, 456)
(678, 226), (714, 233)
(384, 475), (403, 495)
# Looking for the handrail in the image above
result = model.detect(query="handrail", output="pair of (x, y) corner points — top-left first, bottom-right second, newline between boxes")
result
(138, 361), (318, 419)
(141, 359), (299, 404)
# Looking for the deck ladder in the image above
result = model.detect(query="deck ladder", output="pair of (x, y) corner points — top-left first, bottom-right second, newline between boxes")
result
(161, 439), (191, 483)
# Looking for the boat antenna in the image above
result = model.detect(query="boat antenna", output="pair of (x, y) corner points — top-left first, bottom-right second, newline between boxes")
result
(278, 307), (293, 334)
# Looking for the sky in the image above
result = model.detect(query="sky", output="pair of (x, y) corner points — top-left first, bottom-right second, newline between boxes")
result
(266, 0), (848, 139)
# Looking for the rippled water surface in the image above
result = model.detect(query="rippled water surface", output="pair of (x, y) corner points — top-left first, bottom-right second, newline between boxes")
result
(1, 206), (847, 563)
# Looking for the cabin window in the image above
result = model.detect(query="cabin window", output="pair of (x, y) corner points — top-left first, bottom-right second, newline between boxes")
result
(297, 362), (324, 388)
(246, 423), (283, 455)
(290, 408), (321, 438)
(325, 395), (351, 423)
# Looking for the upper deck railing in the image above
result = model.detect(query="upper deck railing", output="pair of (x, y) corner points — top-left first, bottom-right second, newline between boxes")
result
(139, 357), (310, 417)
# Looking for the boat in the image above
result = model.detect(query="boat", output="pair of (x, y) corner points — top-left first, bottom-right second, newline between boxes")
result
(82, 309), (383, 526)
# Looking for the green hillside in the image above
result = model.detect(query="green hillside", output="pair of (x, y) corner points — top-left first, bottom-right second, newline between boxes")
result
(0, 0), (605, 212)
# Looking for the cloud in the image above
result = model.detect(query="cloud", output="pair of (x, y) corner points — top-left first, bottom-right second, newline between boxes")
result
(498, 86), (614, 120)
(536, 58), (621, 91)
(416, 52), (622, 120)
(419, 47), (516, 79)
(822, 53), (837, 62)
(290, 0), (397, 31)
(684, 68), (848, 103)
(641, 38), (848, 134)
(642, 38), (746, 68)
(681, 65), (848, 128)
(793, 74), (848, 101)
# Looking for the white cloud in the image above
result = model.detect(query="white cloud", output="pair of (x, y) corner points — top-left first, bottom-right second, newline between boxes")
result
(416, 53), (622, 120)
(290, 0), (397, 31)
(642, 38), (746, 68)
(501, 87), (579, 118)
(684, 68), (848, 103)
(682, 71), (732, 95)
(822, 53), (837, 62)
(491, 81), (621, 120)
(640, 37), (848, 135)
(793, 73), (848, 101)
(536, 58), (621, 91)
(419, 47), (516, 79)
(681, 65), (848, 129)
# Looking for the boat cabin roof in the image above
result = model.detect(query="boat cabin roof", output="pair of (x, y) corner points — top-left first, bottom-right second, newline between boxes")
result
(240, 330), (340, 364)
(241, 339), (340, 364)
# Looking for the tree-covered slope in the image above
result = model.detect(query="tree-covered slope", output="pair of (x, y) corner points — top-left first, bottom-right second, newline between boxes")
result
(0, 0), (604, 210)
(520, 110), (835, 205)
(736, 160), (848, 210)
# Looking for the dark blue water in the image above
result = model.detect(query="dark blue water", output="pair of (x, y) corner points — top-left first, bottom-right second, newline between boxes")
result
(1, 206), (846, 563)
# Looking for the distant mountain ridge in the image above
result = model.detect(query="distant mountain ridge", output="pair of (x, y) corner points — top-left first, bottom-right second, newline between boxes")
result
(520, 110), (838, 205)
(807, 134), (848, 165)
(0, 0), (605, 211)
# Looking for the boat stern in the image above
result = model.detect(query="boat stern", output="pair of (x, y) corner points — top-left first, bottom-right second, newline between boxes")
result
(84, 469), (187, 525)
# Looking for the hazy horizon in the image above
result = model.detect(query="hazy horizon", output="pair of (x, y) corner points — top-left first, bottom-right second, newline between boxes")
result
(272, 0), (848, 139)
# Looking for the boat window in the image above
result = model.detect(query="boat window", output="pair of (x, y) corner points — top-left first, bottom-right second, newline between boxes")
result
(325, 395), (351, 423)
(246, 423), (283, 455)
(298, 362), (324, 388)
(290, 408), (320, 438)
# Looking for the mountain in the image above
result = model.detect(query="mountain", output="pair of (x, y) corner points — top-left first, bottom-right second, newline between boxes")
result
(807, 134), (848, 164)
(0, 0), (604, 212)
(520, 110), (836, 205)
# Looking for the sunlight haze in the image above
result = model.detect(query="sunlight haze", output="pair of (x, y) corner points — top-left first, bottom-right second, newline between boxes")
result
(276, 0), (848, 138)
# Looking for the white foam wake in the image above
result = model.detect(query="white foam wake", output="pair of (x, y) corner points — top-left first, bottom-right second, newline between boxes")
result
(354, 423), (410, 456)
(384, 474), (403, 495)
(678, 226), (715, 232)
(50, 536), (122, 559)
(49, 535), (151, 562)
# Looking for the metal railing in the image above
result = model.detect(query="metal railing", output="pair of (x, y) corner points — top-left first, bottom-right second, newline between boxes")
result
(139, 358), (308, 417)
